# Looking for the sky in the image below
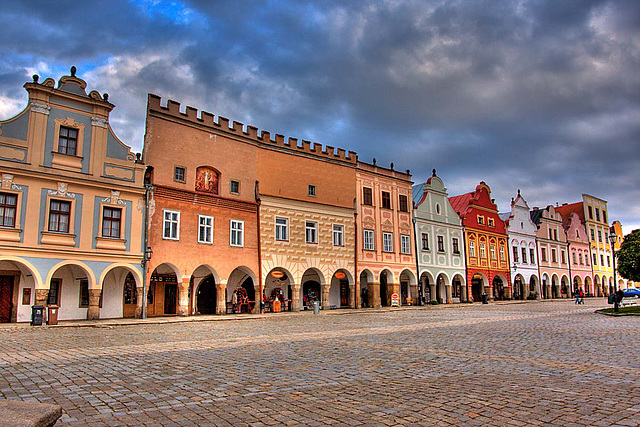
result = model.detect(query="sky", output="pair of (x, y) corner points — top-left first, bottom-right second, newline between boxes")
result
(1, 0), (639, 233)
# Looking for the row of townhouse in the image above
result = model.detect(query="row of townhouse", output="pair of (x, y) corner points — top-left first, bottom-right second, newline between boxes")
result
(0, 69), (621, 322)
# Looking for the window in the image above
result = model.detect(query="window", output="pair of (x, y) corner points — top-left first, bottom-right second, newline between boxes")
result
(600, 254), (604, 265)
(585, 254), (589, 266)
(102, 207), (122, 238)
(452, 238), (459, 253)
(48, 200), (71, 233)
(436, 204), (441, 215)
(561, 250), (566, 264)
(602, 211), (607, 223)
(0, 192), (17, 227)
(382, 191), (391, 209)
(576, 230), (580, 239)
(521, 248), (527, 264)
(477, 216), (485, 225)
(48, 279), (61, 305)
(578, 253), (582, 265)
(305, 221), (317, 244)
(383, 232), (393, 252)
(548, 228), (553, 239)
(480, 243), (486, 258)
(79, 279), (89, 307)
(488, 218), (495, 227)
(437, 235), (444, 252)
(542, 247), (547, 262)
(490, 244), (496, 260)
(275, 217), (288, 241)
(230, 220), (244, 247)
(552, 248), (557, 263)
(513, 247), (519, 263)
(554, 229), (558, 240)
(174, 166), (185, 182)
(58, 126), (78, 156)
(593, 253), (597, 265)
(308, 185), (316, 197)
(591, 228), (595, 241)
(588, 206), (593, 220)
(607, 255), (611, 267)
(500, 247), (505, 261)
(333, 225), (344, 246)
(421, 233), (429, 250)
(573, 252), (577, 264)
(124, 275), (137, 305)
(530, 249), (535, 264)
(399, 195), (408, 212)
(605, 232), (609, 243)
(198, 215), (213, 244)
(364, 229), (375, 250)
(401, 235), (411, 254)
(595, 208), (600, 221)
(230, 180), (240, 194)
(598, 230), (602, 242)
(363, 187), (373, 206)
(469, 241), (476, 257)
(163, 210), (180, 240)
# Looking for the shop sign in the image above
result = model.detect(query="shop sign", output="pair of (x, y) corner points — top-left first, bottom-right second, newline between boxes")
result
(391, 293), (400, 307)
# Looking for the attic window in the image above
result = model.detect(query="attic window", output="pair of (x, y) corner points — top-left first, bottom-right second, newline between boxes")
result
(58, 126), (78, 156)
(436, 204), (441, 215)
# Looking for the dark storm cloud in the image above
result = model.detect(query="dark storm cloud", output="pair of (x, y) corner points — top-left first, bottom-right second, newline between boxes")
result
(1, 0), (639, 230)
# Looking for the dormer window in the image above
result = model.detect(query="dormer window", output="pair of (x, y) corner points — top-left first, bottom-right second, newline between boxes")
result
(58, 126), (78, 156)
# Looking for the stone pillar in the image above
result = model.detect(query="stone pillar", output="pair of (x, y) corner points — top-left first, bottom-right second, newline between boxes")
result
(429, 283), (436, 303)
(461, 284), (468, 303)
(216, 281), (227, 315)
(446, 285), (452, 304)
(486, 285), (493, 301)
(253, 285), (260, 314)
(291, 284), (301, 311)
(35, 289), (49, 306)
(178, 277), (190, 316)
(504, 286), (512, 300)
(321, 285), (330, 309)
(349, 283), (356, 309)
(369, 281), (381, 308)
(87, 289), (101, 320)
(135, 286), (144, 318)
(409, 284), (418, 304)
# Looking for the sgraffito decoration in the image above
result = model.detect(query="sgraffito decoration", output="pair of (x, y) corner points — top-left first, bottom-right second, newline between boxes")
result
(195, 166), (219, 194)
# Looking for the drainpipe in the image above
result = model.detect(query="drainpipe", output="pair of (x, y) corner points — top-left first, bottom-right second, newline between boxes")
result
(142, 183), (153, 320)
(354, 205), (358, 309)
(567, 241), (573, 298)
(412, 211), (421, 306)
(256, 181), (263, 313)
(461, 225), (468, 302)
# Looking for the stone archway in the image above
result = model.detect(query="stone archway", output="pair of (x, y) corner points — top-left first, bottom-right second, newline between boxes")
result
(359, 269), (374, 308)
(452, 274), (466, 303)
(148, 263), (180, 317)
(471, 273), (486, 302)
(379, 269), (394, 307)
(492, 275), (506, 301)
(513, 274), (526, 300)
(301, 268), (325, 310)
(330, 269), (353, 309)
(265, 267), (294, 312)
(47, 262), (96, 321)
(0, 258), (40, 323)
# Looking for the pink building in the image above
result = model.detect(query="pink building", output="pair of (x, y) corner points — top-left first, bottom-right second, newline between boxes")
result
(558, 210), (594, 295)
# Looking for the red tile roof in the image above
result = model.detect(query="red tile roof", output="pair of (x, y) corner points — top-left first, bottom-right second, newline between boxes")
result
(555, 202), (584, 224)
(448, 192), (474, 215)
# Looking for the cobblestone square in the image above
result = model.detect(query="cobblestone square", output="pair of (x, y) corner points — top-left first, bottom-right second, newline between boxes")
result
(1, 300), (639, 426)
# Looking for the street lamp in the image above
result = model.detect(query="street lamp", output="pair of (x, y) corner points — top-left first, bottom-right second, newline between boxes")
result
(609, 231), (618, 293)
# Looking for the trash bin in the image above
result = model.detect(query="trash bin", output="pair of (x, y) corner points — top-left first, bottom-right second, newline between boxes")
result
(482, 292), (488, 304)
(313, 301), (320, 314)
(47, 305), (59, 326)
(31, 305), (44, 326)
(608, 294), (615, 304)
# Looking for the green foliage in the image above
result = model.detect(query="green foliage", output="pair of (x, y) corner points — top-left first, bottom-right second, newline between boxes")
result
(430, 300), (439, 305)
(617, 230), (640, 282)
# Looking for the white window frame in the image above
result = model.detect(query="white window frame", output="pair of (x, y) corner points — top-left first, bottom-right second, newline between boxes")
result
(480, 243), (486, 258)
(306, 221), (317, 244)
(198, 215), (214, 244)
(383, 232), (393, 253)
(275, 217), (288, 241)
(163, 209), (180, 240)
(230, 219), (244, 247)
(333, 224), (344, 247)
(401, 234), (411, 254)
(363, 229), (375, 250)
(469, 241), (476, 257)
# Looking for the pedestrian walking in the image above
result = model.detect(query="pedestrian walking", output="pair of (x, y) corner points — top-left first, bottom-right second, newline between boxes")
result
(579, 288), (585, 304)
(574, 289), (580, 304)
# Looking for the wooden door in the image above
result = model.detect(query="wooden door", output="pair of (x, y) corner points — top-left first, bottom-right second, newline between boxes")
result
(0, 275), (14, 323)
(122, 274), (137, 318)
(340, 280), (349, 307)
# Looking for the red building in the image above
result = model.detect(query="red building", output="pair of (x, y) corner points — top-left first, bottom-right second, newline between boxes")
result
(449, 182), (511, 301)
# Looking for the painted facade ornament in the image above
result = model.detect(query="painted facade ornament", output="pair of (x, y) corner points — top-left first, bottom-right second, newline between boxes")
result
(110, 190), (120, 205)
(195, 166), (219, 194)
(91, 117), (108, 128)
(2, 173), (13, 189)
(30, 102), (51, 115)
(47, 182), (76, 198)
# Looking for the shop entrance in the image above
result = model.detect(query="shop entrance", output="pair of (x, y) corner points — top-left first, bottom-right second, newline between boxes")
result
(164, 284), (177, 315)
(303, 281), (321, 309)
(492, 276), (505, 301)
(122, 273), (137, 318)
(0, 275), (14, 323)
(197, 276), (217, 315)
(380, 272), (389, 307)
(340, 279), (349, 307)
(471, 274), (483, 302)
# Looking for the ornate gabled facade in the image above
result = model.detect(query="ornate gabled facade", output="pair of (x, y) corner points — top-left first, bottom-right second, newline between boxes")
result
(530, 206), (570, 298)
(0, 68), (145, 322)
(449, 182), (510, 302)
(413, 169), (466, 303)
(356, 161), (415, 308)
(560, 210), (593, 295)
(503, 190), (540, 300)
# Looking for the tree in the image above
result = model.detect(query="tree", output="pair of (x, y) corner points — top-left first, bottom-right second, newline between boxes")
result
(617, 229), (640, 282)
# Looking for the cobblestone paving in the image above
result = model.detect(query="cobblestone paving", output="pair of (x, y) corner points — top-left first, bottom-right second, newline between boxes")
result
(1, 299), (639, 426)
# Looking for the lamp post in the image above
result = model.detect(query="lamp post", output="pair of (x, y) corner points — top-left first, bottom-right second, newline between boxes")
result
(609, 231), (618, 294)
(511, 262), (518, 300)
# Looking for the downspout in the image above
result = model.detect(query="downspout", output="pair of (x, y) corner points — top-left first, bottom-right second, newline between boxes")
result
(567, 240), (573, 298)
(142, 182), (152, 319)
(256, 181), (263, 313)
(461, 225), (468, 302)
(412, 205), (421, 306)
(354, 203), (358, 309)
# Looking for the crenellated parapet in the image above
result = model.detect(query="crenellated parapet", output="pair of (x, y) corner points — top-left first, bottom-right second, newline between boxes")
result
(147, 94), (358, 165)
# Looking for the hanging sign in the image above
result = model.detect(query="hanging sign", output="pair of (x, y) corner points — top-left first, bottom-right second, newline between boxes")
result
(271, 271), (284, 279)
(335, 272), (346, 279)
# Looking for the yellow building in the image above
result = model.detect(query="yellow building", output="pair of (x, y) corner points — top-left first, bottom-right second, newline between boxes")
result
(611, 220), (635, 289)
(582, 194), (613, 295)
(0, 67), (145, 323)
